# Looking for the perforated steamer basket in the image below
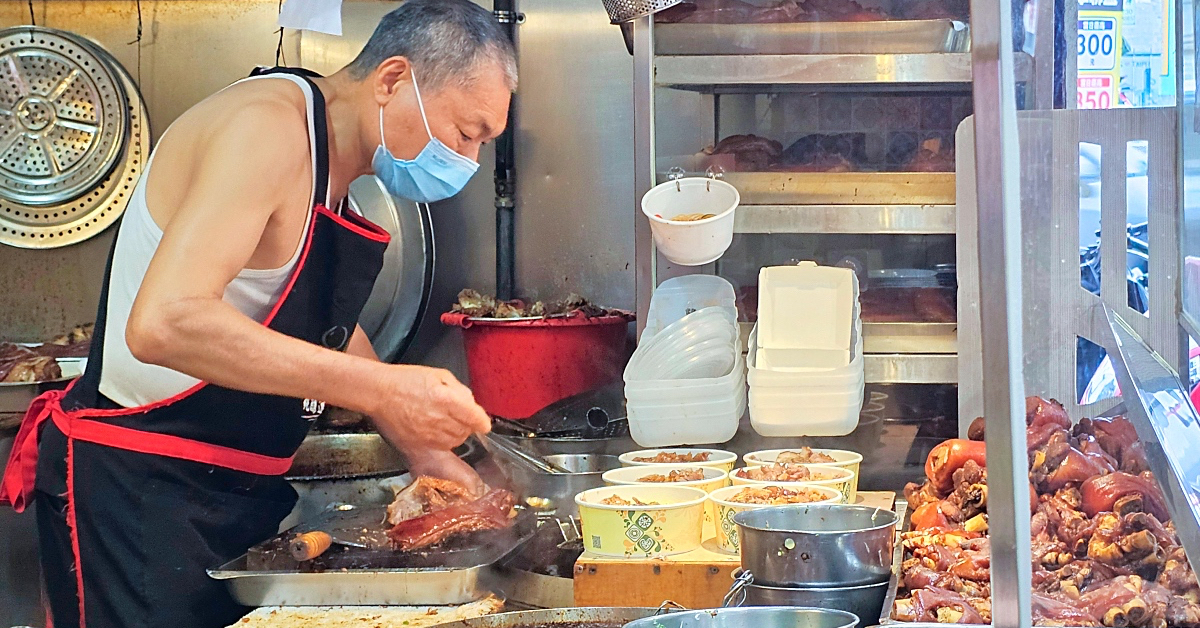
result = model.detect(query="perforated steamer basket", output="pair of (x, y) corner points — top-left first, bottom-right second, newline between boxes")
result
(0, 26), (150, 248)
(600, 0), (686, 23)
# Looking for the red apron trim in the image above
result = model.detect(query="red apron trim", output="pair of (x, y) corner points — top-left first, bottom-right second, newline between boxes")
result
(65, 437), (86, 628)
(55, 204), (329, 421)
(51, 411), (295, 476)
(315, 205), (391, 243)
(0, 389), (64, 512)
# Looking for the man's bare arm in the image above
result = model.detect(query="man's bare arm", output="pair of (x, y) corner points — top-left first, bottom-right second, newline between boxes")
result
(344, 325), (484, 493)
(125, 102), (489, 450)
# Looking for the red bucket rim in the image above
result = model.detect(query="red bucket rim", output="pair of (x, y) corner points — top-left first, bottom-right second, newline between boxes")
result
(441, 311), (635, 329)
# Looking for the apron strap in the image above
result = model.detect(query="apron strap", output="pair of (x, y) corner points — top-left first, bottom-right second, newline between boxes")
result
(248, 67), (333, 209)
(50, 411), (295, 476)
(0, 389), (66, 513)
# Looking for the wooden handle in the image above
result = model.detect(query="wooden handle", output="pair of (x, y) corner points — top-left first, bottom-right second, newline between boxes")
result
(289, 531), (332, 561)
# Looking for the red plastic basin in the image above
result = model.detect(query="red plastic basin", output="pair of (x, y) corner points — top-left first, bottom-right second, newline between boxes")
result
(442, 312), (634, 419)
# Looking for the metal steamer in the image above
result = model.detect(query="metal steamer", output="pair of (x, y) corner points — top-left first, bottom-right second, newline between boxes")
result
(0, 27), (149, 248)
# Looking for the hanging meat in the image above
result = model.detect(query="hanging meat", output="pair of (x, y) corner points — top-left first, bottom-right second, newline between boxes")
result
(384, 477), (517, 551)
(895, 396), (1200, 627)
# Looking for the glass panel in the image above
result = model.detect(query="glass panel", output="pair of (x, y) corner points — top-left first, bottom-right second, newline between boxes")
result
(1081, 142), (1103, 293)
(716, 233), (956, 323)
(1127, 139), (1149, 313)
(1077, 335), (1117, 403)
(1185, 0), (1200, 329)
(1077, 0), (1177, 108)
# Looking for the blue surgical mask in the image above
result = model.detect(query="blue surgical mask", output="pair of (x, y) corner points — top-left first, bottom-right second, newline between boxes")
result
(372, 70), (479, 203)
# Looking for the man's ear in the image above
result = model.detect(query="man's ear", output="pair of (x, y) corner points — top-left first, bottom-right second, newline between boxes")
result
(373, 56), (412, 105)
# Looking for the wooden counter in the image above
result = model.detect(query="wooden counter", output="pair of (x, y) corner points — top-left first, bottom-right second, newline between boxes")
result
(573, 491), (896, 608)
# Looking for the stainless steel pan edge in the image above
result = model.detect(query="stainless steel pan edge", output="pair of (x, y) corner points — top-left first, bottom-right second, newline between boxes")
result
(431, 607), (659, 628)
(208, 556), (488, 606)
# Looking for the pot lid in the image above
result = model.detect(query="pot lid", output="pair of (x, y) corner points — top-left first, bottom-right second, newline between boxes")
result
(348, 175), (433, 363)
(0, 27), (150, 248)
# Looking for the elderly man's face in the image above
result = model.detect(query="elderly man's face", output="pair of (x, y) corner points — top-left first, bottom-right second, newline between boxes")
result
(381, 61), (510, 164)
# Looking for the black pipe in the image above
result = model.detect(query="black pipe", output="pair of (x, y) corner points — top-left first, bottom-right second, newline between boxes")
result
(494, 0), (519, 301)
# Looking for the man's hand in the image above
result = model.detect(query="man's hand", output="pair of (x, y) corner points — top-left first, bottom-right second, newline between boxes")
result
(404, 448), (485, 497)
(368, 365), (492, 452)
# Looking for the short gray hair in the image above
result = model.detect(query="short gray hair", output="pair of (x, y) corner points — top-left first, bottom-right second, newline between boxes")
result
(347, 0), (517, 92)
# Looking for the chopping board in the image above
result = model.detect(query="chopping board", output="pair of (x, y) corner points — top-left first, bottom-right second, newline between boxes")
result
(573, 491), (895, 609)
(227, 594), (505, 627)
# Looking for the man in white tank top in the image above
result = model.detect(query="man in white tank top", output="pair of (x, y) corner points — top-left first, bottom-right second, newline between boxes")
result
(104, 0), (515, 490)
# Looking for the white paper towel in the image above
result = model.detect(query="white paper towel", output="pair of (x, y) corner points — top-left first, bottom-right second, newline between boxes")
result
(278, 0), (344, 36)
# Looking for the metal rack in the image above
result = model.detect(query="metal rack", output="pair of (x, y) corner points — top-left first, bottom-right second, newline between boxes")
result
(631, 18), (998, 385)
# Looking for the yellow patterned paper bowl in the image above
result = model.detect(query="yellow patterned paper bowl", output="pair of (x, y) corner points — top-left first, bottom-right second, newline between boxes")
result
(603, 465), (729, 539)
(619, 449), (737, 473)
(602, 464), (729, 493)
(742, 449), (863, 501)
(730, 464), (855, 503)
(576, 485), (707, 558)
(709, 484), (842, 554)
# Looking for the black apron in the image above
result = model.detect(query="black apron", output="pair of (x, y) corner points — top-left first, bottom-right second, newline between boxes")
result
(1, 68), (389, 628)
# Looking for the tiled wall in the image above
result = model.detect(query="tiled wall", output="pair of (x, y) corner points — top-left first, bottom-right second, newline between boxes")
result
(761, 93), (974, 169)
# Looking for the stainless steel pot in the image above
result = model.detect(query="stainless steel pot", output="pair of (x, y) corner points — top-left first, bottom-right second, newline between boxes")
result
(624, 607), (860, 628)
(726, 575), (890, 626)
(501, 453), (621, 517)
(732, 505), (897, 587)
(433, 607), (658, 628)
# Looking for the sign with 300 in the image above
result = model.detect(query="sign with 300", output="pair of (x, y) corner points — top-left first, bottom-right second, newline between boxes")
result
(1077, 9), (1121, 110)
(1078, 17), (1118, 71)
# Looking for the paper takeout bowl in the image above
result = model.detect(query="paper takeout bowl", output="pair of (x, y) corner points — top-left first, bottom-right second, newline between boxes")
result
(619, 448), (738, 473)
(576, 485), (707, 558)
(708, 484), (842, 554)
(730, 464), (855, 503)
(742, 449), (863, 500)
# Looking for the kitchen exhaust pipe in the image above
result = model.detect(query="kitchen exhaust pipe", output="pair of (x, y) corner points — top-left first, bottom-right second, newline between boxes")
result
(494, 1), (522, 300)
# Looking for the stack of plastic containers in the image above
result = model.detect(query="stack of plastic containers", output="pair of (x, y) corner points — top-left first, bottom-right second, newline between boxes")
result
(748, 262), (864, 437)
(625, 275), (746, 447)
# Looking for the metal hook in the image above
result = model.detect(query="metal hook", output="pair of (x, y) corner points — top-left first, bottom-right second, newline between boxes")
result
(704, 165), (725, 191)
(722, 569), (755, 608)
(667, 166), (686, 192)
(655, 601), (688, 615)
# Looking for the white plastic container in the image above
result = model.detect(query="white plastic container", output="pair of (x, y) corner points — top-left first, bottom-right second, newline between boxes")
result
(641, 178), (739, 267)
(748, 397), (862, 437)
(628, 376), (746, 447)
(757, 262), (858, 355)
(643, 275), (739, 340)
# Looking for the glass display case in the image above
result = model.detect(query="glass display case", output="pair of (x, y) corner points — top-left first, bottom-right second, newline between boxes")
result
(629, 0), (1051, 492)
(625, 0), (1200, 624)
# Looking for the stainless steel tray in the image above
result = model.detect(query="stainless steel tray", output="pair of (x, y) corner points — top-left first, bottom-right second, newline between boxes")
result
(863, 323), (957, 355)
(209, 555), (490, 606)
(659, 172), (957, 205)
(655, 20), (969, 56)
(209, 508), (536, 606)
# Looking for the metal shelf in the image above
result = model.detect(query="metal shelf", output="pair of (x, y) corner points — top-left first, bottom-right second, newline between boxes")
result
(734, 204), (956, 235)
(737, 323), (958, 384)
(864, 353), (957, 384)
(655, 52), (1032, 89)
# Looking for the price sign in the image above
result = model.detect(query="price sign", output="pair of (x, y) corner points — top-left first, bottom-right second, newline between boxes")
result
(1078, 17), (1118, 71)
(1078, 75), (1114, 109)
